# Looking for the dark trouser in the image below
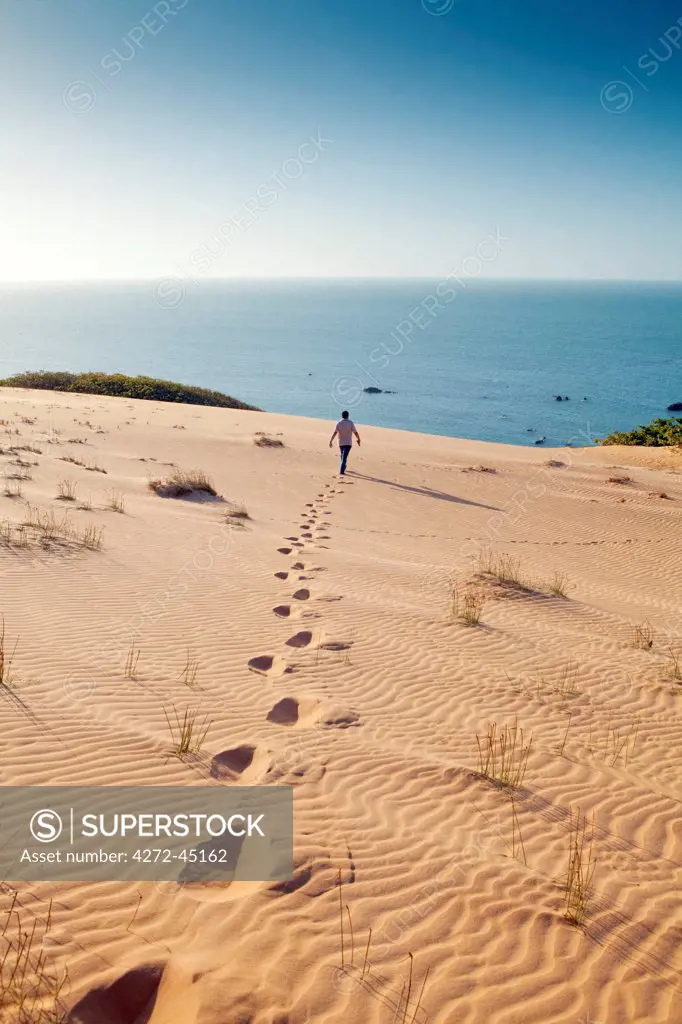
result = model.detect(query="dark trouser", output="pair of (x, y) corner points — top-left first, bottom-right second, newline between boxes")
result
(339, 444), (352, 474)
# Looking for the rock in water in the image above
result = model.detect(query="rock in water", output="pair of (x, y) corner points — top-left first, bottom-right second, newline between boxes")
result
(667, 402), (682, 411)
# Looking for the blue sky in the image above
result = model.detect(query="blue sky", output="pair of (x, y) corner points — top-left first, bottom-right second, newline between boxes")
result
(1, 0), (681, 280)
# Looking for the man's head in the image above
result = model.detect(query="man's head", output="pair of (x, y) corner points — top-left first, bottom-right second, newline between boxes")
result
(341, 410), (349, 419)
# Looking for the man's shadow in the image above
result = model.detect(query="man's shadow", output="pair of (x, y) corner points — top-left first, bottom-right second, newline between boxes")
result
(347, 472), (502, 511)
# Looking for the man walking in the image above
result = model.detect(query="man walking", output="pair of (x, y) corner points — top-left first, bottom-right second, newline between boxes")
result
(329, 410), (361, 475)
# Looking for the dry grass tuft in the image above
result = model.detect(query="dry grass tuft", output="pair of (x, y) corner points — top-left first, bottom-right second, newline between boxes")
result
(476, 718), (532, 789)
(124, 640), (140, 680)
(450, 580), (485, 626)
(254, 433), (285, 448)
(3, 478), (23, 499)
(179, 649), (199, 688)
(601, 719), (639, 767)
(107, 491), (125, 514)
(0, 617), (19, 689)
(476, 550), (532, 590)
(225, 503), (250, 520)
(631, 620), (655, 650)
(149, 468), (218, 498)
(165, 706), (211, 756)
(0, 895), (68, 1022)
(16, 505), (104, 551)
(548, 570), (571, 597)
(607, 475), (632, 485)
(564, 809), (597, 926)
(545, 459), (565, 468)
(56, 479), (77, 502)
(665, 645), (682, 683)
(462, 464), (497, 474)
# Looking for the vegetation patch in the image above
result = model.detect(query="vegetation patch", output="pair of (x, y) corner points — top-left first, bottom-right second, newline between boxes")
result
(596, 416), (682, 446)
(0, 371), (259, 411)
(148, 468), (219, 499)
(254, 433), (285, 448)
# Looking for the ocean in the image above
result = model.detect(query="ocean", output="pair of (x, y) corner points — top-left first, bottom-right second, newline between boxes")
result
(0, 280), (679, 447)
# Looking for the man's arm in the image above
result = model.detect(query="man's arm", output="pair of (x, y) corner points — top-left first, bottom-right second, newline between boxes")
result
(353, 429), (361, 445)
(329, 429), (338, 448)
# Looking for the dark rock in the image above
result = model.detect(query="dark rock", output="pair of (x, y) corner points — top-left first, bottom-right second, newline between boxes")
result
(667, 402), (682, 411)
(363, 387), (395, 394)
(534, 436), (547, 445)
(554, 395), (563, 401)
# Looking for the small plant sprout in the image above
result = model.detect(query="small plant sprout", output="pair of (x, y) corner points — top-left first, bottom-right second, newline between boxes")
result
(665, 645), (682, 683)
(548, 571), (570, 597)
(124, 639), (140, 680)
(56, 479), (77, 501)
(632, 621), (655, 650)
(107, 491), (125, 514)
(0, 617), (19, 689)
(179, 649), (199, 688)
(564, 809), (597, 926)
(556, 663), (580, 700)
(510, 794), (528, 866)
(79, 524), (104, 550)
(557, 714), (572, 757)
(451, 580), (485, 626)
(164, 706), (212, 756)
(476, 718), (532, 789)
(602, 719), (639, 767)
(3, 477), (22, 499)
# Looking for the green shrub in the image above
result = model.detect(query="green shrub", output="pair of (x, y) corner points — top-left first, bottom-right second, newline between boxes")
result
(596, 417), (682, 447)
(0, 371), (259, 411)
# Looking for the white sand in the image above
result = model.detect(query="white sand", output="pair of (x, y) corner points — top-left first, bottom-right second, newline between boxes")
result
(1, 386), (681, 1024)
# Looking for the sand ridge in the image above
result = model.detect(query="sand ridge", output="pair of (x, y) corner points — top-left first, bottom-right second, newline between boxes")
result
(0, 386), (681, 1023)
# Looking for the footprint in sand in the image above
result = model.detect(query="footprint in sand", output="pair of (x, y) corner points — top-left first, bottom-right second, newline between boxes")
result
(292, 561), (306, 570)
(284, 536), (299, 541)
(266, 695), (321, 728)
(320, 641), (352, 652)
(273, 604), (303, 619)
(277, 547), (293, 555)
(274, 571), (289, 580)
(210, 743), (270, 783)
(248, 654), (292, 676)
(292, 588), (311, 601)
(285, 630), (314, 648)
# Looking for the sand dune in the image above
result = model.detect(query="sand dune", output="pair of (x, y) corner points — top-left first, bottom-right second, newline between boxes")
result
(1, 386), (681, 1023)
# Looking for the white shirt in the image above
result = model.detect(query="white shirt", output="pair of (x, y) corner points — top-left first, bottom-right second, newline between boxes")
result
(335, 419), (356, 445)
